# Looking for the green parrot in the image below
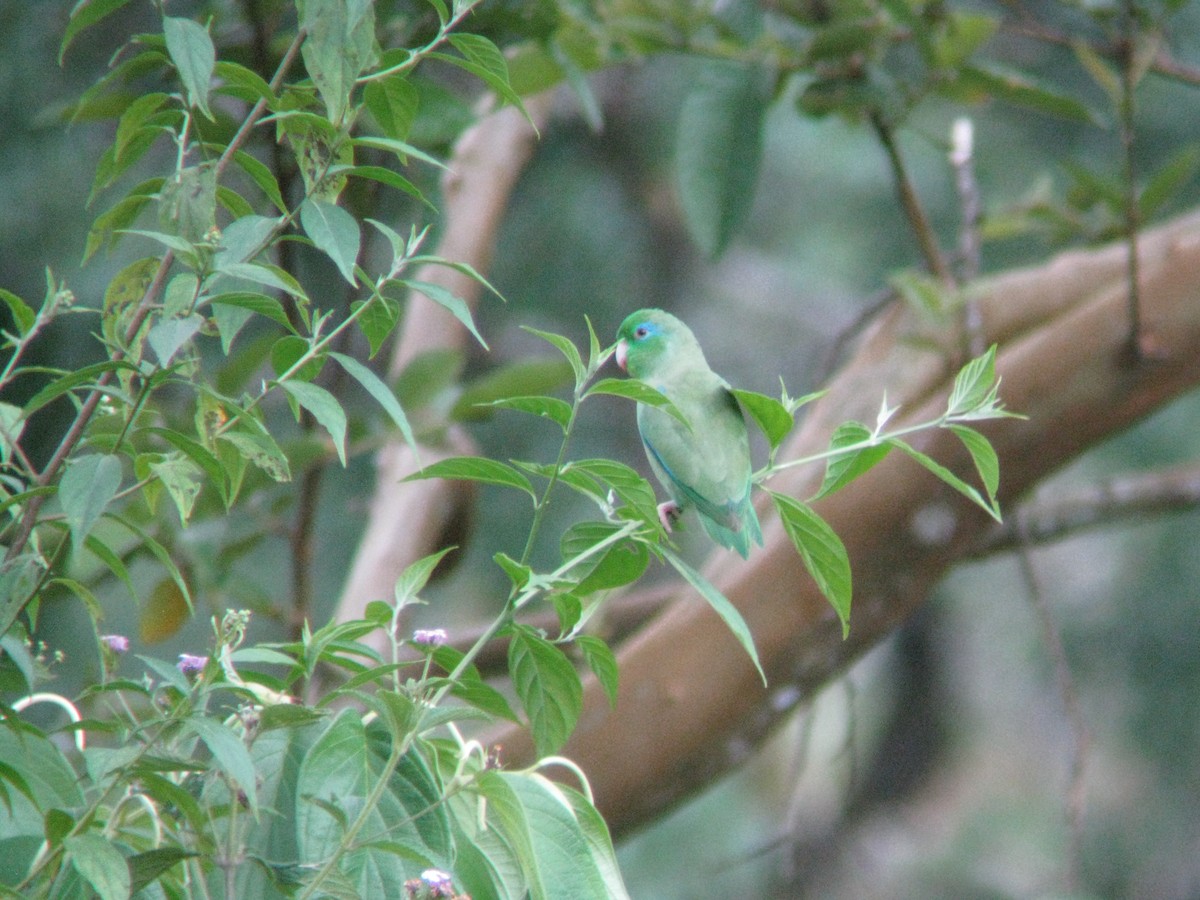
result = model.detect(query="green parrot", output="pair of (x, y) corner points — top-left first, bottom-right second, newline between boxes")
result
(615, 308), (763, 558)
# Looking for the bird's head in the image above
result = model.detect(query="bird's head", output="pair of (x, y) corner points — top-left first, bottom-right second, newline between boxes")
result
(615, 308), (697, 379)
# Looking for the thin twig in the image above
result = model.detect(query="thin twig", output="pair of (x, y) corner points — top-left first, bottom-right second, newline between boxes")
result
(1118, 2), (1144, 363)
(949, 117), (986, 356)
(870, 112), (953, 284)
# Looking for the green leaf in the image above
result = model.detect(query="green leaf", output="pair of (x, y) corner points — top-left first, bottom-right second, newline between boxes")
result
(364, 74), (420, 140)
(330, 351), (417, 453)
(434, 34), (529, 122)
(353, 135), (450, 171)
(770, 494), (852, 638)
(300, 0), (377, 125)
(281, 380), (348, 466)
(453, 357), (574, 422)
(393, 546), (456, 606)
(127, 847), (195, 896)
(405, 457), (536, 502)
(892, 435), (999, 520)
(164, 16), (216, 119)
(0, 288), (35, 335)
(351, 293), (401, 358)
(147, 312), (204, 365)
(676, 59), (770, 257)
(560, 521), (649, 595)
(271, 334), (326, 383)
(300, 198), (361, 285)
(508, 627), (583, 757)
(584, 377), (688, 426)
(477, 396), (573, 432)
(522, 326), (585, 386)
(956, 64), (1097, 124)
(577, 635), (619, 708)
(731, 388), (794, 450)
(946, 344), (998, 417)
(232, 150), (287, 213)
(60, 454), (122, 549)
(296, 711), (451, 887)
(398, 279), (486, 348)
(814, 421), (891, 500)
(214, 214), (281, 267)
(149, 455), (203, 524)
(65, 834), (131, 900)
(186, 716), (259, 811)
(664, 549), (765, 684)
(949, 424), (1000, 505)
(61, 0), (133, 63)
(337, 164), (429, 206)
(209, 290), (292, 329)
(1140, 144), (1200, 220)
(218, 429), (292, 482)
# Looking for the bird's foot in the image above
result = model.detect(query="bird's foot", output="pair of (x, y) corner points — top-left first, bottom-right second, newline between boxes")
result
(657, 501), (682, 532)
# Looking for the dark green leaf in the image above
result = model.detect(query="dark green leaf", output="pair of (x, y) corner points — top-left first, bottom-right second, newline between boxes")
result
(65, 834), (130, 900)
(771, 493), (852, 637)
(522, 326), (585, 386)
(61, 0), (134, 63)
(560, 521), (649, 594)
(127, 847), (196, 896)
(508, 627), (583, 756)
(351, 293), (401, 358)
(399, 279), (486, 348)
(956, 64), (1097, 124)
(364, 75), (419, 140)
(676, 60), (770, 256)
(0, 289), (33, 336)
(232, 150), (287, 213)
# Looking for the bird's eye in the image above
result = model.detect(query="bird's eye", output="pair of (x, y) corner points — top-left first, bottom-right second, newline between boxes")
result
(635, 325), (649, 339)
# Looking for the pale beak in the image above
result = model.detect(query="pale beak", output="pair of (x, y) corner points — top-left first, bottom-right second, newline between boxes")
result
(615, 340), (628, 371)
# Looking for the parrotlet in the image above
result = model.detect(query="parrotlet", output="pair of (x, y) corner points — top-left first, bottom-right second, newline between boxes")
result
(615, 308), (763, 558)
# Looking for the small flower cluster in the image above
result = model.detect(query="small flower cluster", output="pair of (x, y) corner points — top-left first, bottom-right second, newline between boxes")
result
(177, 654), (208, 676)
(403, 868), (468, 899)
(411, 628), (447, 648)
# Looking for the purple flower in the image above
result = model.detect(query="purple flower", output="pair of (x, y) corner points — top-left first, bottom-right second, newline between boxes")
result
(101, 634), (129, 654)
(421, 870), (454, 897)
(412, 628), (447, 648)
(176, 654), (208, 676)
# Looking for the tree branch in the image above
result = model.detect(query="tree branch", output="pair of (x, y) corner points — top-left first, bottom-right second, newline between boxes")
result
(490, 209), (1200, 836)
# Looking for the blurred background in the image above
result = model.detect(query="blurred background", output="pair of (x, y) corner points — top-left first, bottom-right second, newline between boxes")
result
(4, 0), (1200, 896)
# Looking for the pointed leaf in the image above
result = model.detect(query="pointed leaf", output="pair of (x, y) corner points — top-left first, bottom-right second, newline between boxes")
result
(185, 717), (258, 812)
(330, 351), (416, 453)
(814, 421), (891, 500)
(164, 17), (216, 119)
(405, 457), (535, 501)
(281, 380), (348, 465)
(663, 548), (765, 684)
(731, 388), (794, 450)
(508, 627), (583, 757)
(65, 834), (131, 900)
(771, 493), (852, 637)
(301, 198), (360, 285)
(60, 454), (122, 549)
(147, 312), (204, 365)
(576, 635), (618, 708)
(399, 279), (486, 348)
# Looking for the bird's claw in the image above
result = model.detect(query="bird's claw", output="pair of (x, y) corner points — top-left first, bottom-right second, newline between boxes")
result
(657, 501), (682, 532)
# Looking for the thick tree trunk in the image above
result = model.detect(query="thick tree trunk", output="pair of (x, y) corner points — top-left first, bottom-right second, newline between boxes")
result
(490, 211), (1200, 835)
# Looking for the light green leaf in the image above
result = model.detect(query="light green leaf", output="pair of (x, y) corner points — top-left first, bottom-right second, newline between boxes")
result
(164, 16), (216, 119)
(147, 312), (204, 365)
(890, 436), (1001, 520)
(394, 546), (456, 606)
(475, 396), (573, 432)
(300, 0), (377, 125)
(523, 326), (584, 386)
(149, 455), (203, 525)
(946, 345), (998, 418)
(731, 388), (794, 450)
(813, 421), (891, 500)
(300, 198), (360, 285)
(663, 548), (766, 684)
(453, 357), (574, 422)
(330, 351), (416, 453)
(60, 454), (122, 549)
(508, 627), (583, 757)
(218, 429), (292, 482)
(364, 74), (419, 140)
(584, 377), (688, 426)
(405, 457), (536, 502)
(576, 635), (619, 708)
(65, 834), (131, 900)
(185, 717), (258, 813)
(281, 380), (348, 466)
(0, 288), (35, 335)
(399, 279), (486, 348)
(771, 493), (852, 637)
(676, 59), (770, 257)
(351, 293), (401, 358)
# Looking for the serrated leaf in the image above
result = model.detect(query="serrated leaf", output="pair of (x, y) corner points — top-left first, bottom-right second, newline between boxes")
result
(771, 493), (852, 638)
(127, 847), (195, 896)
(676, 60), (770, 257)
(330, 351), (416, 453)
(281, 380), (348, 466)
(300, 198), (360, 285)
(663, 548), (765, 684)
(405, 457), (536, 501)
(60, 454), (122, 549)
(218, 429), (291, 482)
(164, 17), (216, 119)
(508, 627), (583, 756)
(560, 521), (648, 595)
(814, 421), (891, 500)
(946, 345), (997, 417)
(948, 424), (1000, 505)
(232, 150), (287, 213)
(434, 34), (529, 123)
(576, 635), (618, 708)
(730, 388), (794, 450)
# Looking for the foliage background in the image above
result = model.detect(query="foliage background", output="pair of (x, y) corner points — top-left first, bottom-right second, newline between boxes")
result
(3, 0), (1200, 896)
